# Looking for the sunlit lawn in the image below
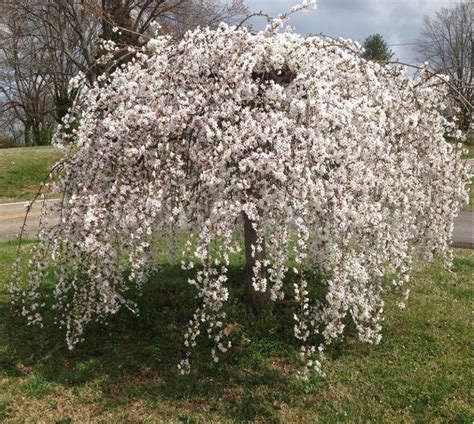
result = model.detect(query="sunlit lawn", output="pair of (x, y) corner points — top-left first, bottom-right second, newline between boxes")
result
(0, 146), (62, 203)
(465, 177), (473, 212)
(0, 239), (472, 423)
(462, 134), (473, 211)
(461, 134), (474, 159)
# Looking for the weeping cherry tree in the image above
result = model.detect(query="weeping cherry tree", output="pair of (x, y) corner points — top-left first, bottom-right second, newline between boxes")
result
(12, 1), (471, 377)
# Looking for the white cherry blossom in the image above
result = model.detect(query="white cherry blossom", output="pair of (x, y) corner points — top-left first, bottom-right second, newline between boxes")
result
(13, 5), (470, 377)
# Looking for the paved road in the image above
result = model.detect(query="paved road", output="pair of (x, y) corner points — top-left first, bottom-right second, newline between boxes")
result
(0, 199), (60, 240)
(0, 199), (472, 248)
(451, 211), (474, 248)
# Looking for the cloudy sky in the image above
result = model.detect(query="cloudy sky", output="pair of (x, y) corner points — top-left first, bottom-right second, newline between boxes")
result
(245, 0), (458, 63)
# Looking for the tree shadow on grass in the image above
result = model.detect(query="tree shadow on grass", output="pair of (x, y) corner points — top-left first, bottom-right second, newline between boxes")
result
(1, 264), (327, 422)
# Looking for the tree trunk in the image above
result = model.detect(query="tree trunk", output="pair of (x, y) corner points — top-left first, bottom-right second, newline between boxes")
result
(243, 213), (271, 312)
(32, 124), (41, 146)
(24, 122), (31, 146)
(459, 104), (472, 133)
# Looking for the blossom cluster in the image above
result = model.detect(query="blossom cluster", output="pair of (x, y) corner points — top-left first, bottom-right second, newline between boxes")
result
(13, 10), (470, 376)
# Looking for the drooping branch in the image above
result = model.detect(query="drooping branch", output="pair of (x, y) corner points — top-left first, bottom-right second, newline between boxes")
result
(13, 4), (470, 377)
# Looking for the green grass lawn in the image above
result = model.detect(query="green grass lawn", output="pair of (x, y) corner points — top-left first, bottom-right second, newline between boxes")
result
(0, 146), (62, 203)
(452, 138), (473, 211)
(461, 134), (474, 159)
(463, 144), (474, 160)
(465, 177), (474, 212)
(462, 136), (473, 211)
(0, 240), (472, 423)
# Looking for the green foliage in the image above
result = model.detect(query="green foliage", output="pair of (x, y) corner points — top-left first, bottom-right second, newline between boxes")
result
(35, 124), (54, 147)
(0, 239), (472, 422)
(362, 34), (394, 61)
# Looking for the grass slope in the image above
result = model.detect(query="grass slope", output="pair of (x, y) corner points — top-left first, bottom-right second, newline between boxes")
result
(466, 177), (474, 212)
(0, 146), (62, 203)
(461, 134), (474, 159)
(0, 240), (472, 423)
(462, 134), (474, 211)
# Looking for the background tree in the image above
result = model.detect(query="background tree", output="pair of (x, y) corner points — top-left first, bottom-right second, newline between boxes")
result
(362, 33), (394, 61)
(418, 0), (473, 132)
(0, 0), (248, 145)
(0, 7), (54, 145)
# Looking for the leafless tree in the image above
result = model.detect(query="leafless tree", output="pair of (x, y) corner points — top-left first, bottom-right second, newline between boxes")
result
(418, 0), (473, 132)
(11, 0), (248, 84)
(159, 0), (249, 36)
(0, 0), (247, 141)
(0, 0), (248, 144)
(0, 6), (54, 145)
